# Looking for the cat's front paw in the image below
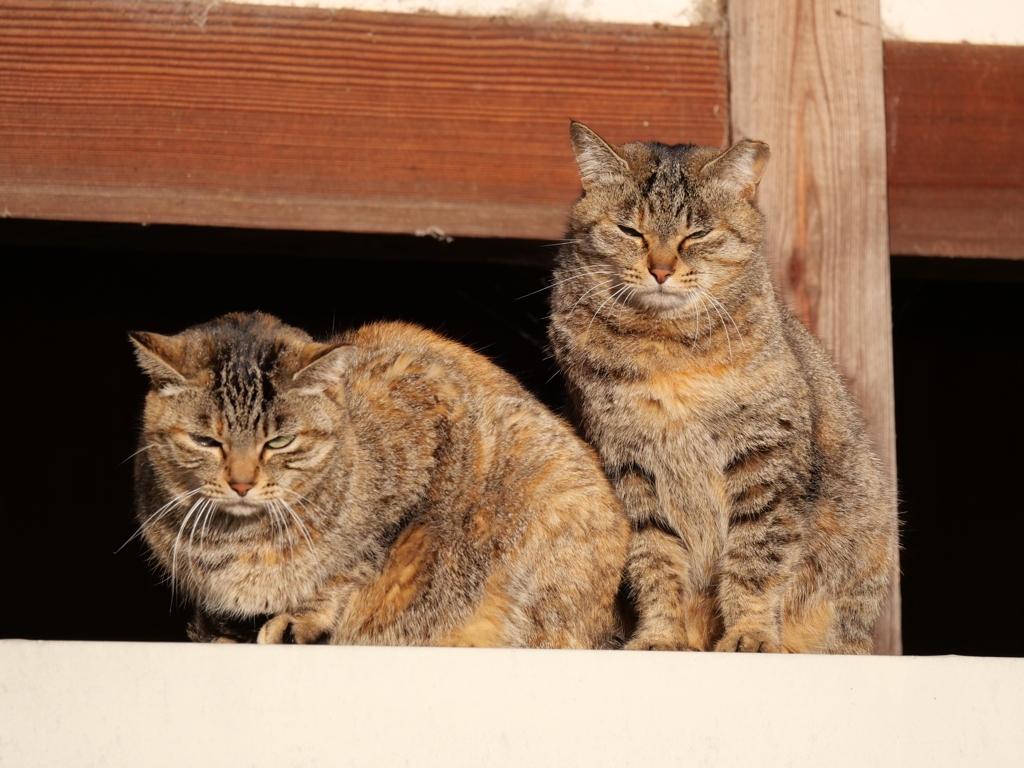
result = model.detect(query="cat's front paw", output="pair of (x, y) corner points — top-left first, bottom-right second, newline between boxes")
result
(257, 613), (333, 645)
(714, 629), (781, 653)
(623, 634), (699, 652)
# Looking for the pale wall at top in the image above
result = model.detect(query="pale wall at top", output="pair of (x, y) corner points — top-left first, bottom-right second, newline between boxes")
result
(227, 0), (1024, 45)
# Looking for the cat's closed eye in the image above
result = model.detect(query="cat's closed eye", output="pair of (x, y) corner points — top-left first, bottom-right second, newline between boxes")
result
(265, 435), (295, 450)
(617, 224), (644, 239)
(190, 434), (221, 448)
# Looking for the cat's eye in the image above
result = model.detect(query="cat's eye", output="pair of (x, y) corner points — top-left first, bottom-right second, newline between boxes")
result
(617, 224), (644, 239)
(190, 434), (221, 448)
(687, 230), (712, 241)
(265, 435), (296, 450)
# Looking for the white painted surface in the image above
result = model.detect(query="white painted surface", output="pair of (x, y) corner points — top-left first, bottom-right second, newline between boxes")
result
(231, 0), (715, 27)
(881, 0), (1024, 45)
(224, 0), (1024, 45)
(2, 639), (1023, 767)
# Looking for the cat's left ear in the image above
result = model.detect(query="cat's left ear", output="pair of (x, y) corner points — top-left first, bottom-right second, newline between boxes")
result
(130, 331), (189, 389)
(570, 121), (630, 190)
(291, 343), (357, 394)
(702, 139), (770, 200)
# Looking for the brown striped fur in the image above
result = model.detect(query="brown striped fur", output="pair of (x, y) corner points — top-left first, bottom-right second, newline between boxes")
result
(132, 313), (628, 648)
(548, 123), (897, 654)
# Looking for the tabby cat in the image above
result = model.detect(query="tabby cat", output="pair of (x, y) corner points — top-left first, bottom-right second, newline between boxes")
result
(132, 312), (628, 648)
(548, 122), (897, 654)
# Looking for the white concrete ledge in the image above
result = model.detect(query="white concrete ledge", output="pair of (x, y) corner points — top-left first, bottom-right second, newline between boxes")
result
(2, 639), (1022, 767)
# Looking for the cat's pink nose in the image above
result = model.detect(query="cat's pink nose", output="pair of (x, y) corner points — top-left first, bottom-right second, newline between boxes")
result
(230, 482), (255, 497)
(650, 268), (673, 284)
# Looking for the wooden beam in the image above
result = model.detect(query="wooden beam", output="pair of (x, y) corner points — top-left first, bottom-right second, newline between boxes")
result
(885, 41), (1024, 260)
(728, 0), (901, 653)
(0, 0), (728, 239)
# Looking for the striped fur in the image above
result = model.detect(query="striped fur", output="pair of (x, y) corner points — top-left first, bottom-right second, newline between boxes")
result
(548, 123), (897, 654)
(132, 313), (628, 648)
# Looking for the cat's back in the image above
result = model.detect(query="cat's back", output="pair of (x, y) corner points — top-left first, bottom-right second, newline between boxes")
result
(341, 320), (524, 399)
(340, 321), (590, 450)
(332, 321), (630, 649)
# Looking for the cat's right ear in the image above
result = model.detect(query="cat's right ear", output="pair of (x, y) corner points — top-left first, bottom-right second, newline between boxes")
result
(129, 331), (188, 390)
(570, 121), (629, 190)
(702, 139), (770, 200)
(291, 343), (357, 394)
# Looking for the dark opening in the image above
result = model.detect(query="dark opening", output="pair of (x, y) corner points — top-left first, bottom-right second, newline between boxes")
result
(3, 220), (1022, 655)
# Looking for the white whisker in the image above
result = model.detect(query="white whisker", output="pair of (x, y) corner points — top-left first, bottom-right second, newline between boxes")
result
(704, 291), (743, 343)
(701, 291), (734, 365)
(702, 298), (716, 354)
(568, 278), (616, 315)
(587, 284), (630, 334)
(171, 496), (205, 604)
(517, 268), (616, 300)
(187, 500), (206, 563)
(558, 263), (615, 273)
(199, 498), (217, 549)
(281, 498), (316, 553)
(278, 486), (329, 518)
(117, 444), (154, 467)
(268, 500), (292, 552)
(517, 270), (614, 301)
(276, 501), (299, 553)
(116, 487), (203, 553)
(275, 489), (317, 552)
(266, 499), (282, 540)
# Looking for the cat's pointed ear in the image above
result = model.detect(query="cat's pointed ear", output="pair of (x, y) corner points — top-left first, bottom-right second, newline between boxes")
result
(130, 331), (188, 389)
(570, 121), (629, 190)
(291, 343), (357, 394)
(702, 139), (770, 200)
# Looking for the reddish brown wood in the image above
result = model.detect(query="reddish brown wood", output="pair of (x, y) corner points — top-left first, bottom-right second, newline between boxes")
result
(885, 41), (1024, 260)
(0, 0), (728, 240)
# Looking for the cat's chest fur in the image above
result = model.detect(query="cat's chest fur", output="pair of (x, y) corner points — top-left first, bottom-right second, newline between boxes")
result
(579, 336), (787, 455)
(165, 525), (336, 616)
(576, 335), (809, 512)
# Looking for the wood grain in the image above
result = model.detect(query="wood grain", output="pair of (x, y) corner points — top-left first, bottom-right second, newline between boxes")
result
(0, 0), (728, 240)
(729, 0), (900, 654)
(885, 41), (1024, 260)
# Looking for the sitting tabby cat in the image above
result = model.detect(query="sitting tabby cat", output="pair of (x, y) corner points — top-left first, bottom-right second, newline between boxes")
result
(548, 122), (897, 654)
(132, 312), (628, 648)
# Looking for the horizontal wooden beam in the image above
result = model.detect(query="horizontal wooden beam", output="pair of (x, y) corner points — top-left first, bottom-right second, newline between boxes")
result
(0, 0), (728, 240)
(4, 5), (1020, 259)
(885, 41), (1024, 260)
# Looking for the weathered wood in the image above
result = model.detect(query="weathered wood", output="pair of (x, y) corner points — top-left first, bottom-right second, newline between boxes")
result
(729, 0), (901, 653)
(0, 0), (728, 239)
(885, 41), (1024, 260)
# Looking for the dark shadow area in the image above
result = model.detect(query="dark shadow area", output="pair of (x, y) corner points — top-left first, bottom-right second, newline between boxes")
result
(0, 220), (560, 642)
(2, 222), (1021, 656)
(891, 256), (1024, 657)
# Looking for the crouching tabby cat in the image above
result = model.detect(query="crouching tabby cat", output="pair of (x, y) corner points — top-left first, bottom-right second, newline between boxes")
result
(548, 122), (897, 654)
(132, 312), (628, 648)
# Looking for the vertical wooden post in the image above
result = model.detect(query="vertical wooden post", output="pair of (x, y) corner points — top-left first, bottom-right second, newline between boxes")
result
(728, 0), (901, 653)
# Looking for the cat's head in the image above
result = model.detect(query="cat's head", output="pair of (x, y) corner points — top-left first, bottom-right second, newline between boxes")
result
(131, 312), (354, 518)
(563, 121), (769, 319)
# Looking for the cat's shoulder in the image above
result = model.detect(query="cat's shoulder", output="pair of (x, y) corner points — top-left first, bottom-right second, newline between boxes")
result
(339, 321), (516, 417)
(341, 321), (496, 378)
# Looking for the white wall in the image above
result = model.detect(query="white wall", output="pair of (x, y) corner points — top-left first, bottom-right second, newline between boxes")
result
(3, 640), (1024, 767)
(231, 0), (718, 27)
(880, 0), (1023, 45)
(228, 0), (1024, 45)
